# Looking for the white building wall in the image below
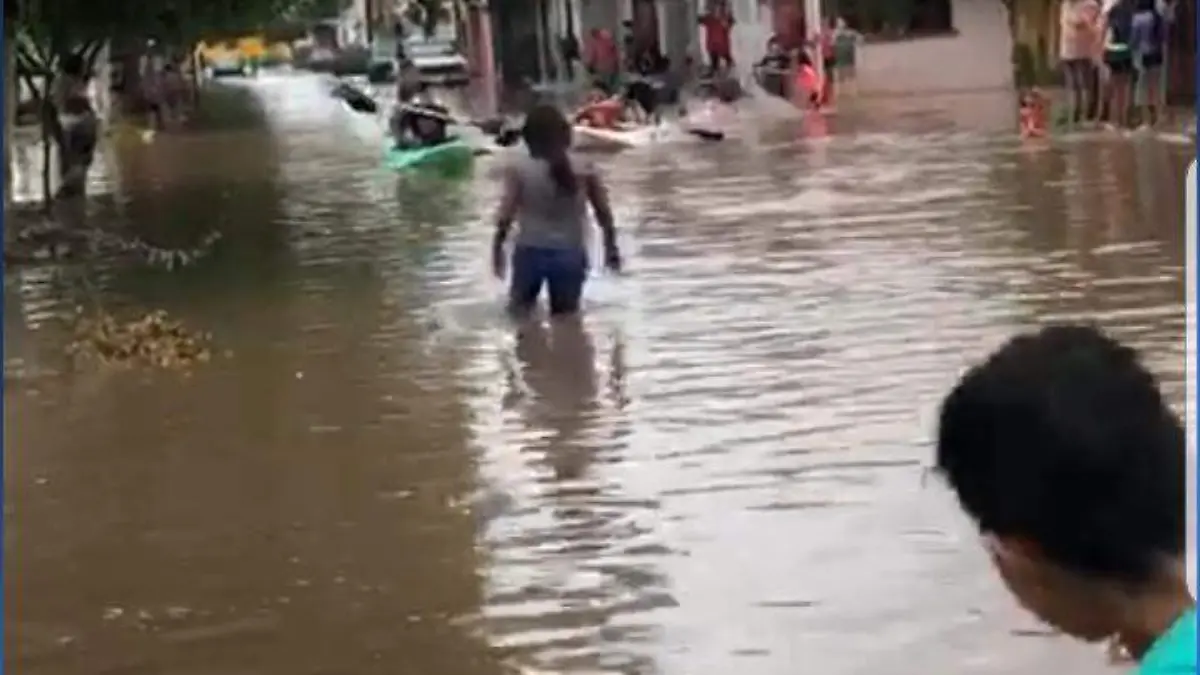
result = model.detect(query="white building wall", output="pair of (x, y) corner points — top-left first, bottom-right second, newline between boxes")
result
(729, 0), (772, 74)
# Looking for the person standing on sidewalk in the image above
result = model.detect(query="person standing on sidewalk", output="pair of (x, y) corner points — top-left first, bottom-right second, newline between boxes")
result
(831, 18), (863, 96)
(52, 53), (99, 197)
(1130, 0), (1167, 126)
(583, 29), (620, 92)
(1059, 0), (1101, 126)
(1099, 0), (1137, 129)
(699, 0), (735, 73)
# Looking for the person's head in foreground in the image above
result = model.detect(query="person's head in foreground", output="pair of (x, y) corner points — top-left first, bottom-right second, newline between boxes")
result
(936, 324), (1194, 673)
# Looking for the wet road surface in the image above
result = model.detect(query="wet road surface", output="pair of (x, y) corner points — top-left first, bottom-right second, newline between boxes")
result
(4, 73), (1192, 675)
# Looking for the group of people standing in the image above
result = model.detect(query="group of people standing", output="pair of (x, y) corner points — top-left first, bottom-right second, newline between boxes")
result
(1058, 0), (1175, 130)
(575, 0), (864, 115)
(753, 17), (863, 109)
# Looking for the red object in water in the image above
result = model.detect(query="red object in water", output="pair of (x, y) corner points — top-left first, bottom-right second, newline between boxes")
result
(577, 99), (623, 129)
(1019, 105), (1047, 138)
(794, 64), (824, 108)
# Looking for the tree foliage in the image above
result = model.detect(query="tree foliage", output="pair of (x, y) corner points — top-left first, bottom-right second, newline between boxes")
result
(8, 0), (320, 208)
(11, 0), (319, 61)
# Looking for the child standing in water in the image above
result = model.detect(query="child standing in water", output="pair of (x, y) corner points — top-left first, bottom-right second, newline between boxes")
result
(492, 105), (621, 317)
(1018, 88), (1049, 138)
(936, 325), (1195, 674)
(831, 18), (862, 95)
(792, 51), (823, 110)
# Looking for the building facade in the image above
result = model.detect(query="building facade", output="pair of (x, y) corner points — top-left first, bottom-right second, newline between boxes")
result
(481, 0), (1034, 97)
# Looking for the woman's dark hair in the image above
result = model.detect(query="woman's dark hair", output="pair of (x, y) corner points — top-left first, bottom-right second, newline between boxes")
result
(522, 104), (576, 195)
(936, 324), (1185, 583)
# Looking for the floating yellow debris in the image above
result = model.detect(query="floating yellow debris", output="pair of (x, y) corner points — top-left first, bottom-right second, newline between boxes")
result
(67, 309), (213, 369)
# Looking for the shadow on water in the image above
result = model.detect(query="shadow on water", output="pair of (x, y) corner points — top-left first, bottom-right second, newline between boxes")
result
(478, 318), (672, 673)
(4, 77), (1192, 674)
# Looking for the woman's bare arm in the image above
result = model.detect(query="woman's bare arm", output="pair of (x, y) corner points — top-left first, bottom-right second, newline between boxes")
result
(584, 169), (617, 251)
(493, 166), (522, 245)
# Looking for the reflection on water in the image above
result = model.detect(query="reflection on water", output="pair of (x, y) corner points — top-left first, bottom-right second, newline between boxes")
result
(4, 75), (1191, 675)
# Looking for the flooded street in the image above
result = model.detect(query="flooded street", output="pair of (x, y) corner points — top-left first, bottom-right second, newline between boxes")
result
(5, 73), (1191, 675)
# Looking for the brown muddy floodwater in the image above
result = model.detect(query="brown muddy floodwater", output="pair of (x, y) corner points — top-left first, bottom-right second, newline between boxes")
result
(4, 74), (1192, 675)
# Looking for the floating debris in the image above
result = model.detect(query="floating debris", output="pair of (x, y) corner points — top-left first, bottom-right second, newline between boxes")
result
(67, 309), (213, 369)
(6, 219), (222, 270)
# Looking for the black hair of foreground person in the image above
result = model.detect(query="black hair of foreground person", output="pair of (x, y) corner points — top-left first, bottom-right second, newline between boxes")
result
(936, 324), (1193, 668)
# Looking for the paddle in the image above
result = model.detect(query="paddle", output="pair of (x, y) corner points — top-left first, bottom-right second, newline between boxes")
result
(331, 81), (379, 114)
(393, 103), (522, 147)
(328, 82), (484, 128)
(685, 127), (725, 141)
(671, 104), (726, 142)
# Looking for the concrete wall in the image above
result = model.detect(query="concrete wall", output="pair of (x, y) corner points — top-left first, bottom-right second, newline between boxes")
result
(579, 0), (623, 41)
(660, 0), (698, 70)
(856, 0), (1014, 95)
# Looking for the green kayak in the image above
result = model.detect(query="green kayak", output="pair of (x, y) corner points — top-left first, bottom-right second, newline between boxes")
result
(384, 139), (475, 176)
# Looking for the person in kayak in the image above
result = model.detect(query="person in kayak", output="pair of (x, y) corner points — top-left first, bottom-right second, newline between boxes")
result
(492, 105), (621, 317)
(390, 100), (453, 150)
(623, 76), (661, 123)
(574, 84), (628, 129)
(755, 36), (792, 98)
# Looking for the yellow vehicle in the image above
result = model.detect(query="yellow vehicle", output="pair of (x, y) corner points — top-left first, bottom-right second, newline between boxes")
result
(196, 35), (269, 77)
(236, 36), (266, 61)
(196, 40), (249, 77)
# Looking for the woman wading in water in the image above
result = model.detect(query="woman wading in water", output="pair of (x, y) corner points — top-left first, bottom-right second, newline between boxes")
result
(491, 105), (621, 317)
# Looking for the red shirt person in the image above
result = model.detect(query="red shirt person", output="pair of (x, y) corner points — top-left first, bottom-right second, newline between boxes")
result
(699, 1), (735, 70)
(584, 29), (619, 82)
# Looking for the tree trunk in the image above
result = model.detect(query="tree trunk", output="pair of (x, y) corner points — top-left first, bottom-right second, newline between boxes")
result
(39, 101), (52, 212)
(4, 39), (13, 214)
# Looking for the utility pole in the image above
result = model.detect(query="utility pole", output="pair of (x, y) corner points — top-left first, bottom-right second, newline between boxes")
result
(365, 0), (375, 44)
(804, 0), (822, 83)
